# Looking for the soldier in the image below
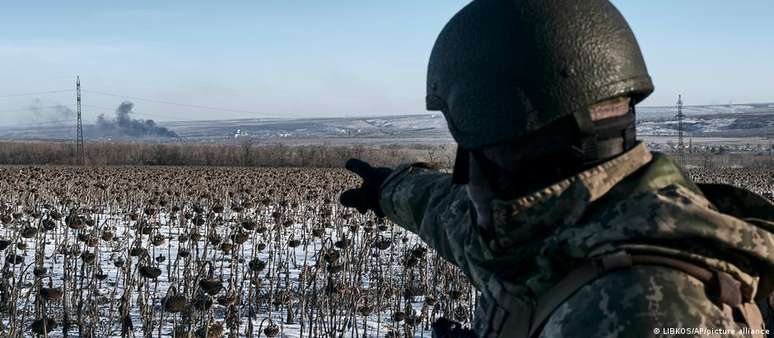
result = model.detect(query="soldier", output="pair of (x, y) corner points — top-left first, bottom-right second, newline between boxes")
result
(340, 0), (774, 337)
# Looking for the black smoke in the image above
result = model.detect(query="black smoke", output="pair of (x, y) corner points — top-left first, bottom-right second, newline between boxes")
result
(96, 101), (178, 138)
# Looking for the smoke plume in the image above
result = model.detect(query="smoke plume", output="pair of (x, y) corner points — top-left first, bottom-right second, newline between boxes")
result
(96, 101), (178, 138)
(28, 99), (74, 124)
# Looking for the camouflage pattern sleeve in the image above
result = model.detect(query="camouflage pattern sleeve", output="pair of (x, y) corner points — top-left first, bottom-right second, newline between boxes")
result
(379, 163), (473, 269)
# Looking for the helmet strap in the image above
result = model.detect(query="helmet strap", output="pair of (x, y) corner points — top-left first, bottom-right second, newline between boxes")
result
(574, 105), (637, 165)
(451, 105), (637, 189)
(452, 146), (471, 185)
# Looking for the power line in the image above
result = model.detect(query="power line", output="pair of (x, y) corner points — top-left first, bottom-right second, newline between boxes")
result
(0, 105), (73, 114)
(82, 104), (113, 110)
(82, 104), (183, 121)
(0, 89), (72, 99)
(84, 89), (268, 116)
(76, 76), (85, 165)
(0, 120), (73, 128)
(126, 111), (182, 121)
(1, 87), (272, 119)
(2, 102), (182, 122)
(39, 119), (74, 125)
(0, 103), (176, 120)
(676, 94), (685, 168)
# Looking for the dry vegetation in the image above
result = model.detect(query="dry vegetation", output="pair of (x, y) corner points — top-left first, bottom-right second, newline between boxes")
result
(687, 167), (773, 201)
(682, 151), (773, 169)
(0, 141), (455, 168)
(0, 166), (473, 337)
(0, 141), (769, 337)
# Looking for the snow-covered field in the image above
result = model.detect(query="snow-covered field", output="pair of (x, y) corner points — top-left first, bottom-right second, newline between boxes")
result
(0, 166), (475, 337)
(0, 163), (771, 338)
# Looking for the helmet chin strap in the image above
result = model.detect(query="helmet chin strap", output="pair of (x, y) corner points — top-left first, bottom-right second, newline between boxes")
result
(466, 163), (495, 228)
(451, 146), (471, 185)
(452, 104), (637, 189)
(573, 106), (637, 165)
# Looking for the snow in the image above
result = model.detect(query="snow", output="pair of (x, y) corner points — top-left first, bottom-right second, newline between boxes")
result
(1, 203), (468, 337)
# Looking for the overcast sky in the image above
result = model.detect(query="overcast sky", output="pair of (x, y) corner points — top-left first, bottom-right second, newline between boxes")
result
(0, 0), (772, 125)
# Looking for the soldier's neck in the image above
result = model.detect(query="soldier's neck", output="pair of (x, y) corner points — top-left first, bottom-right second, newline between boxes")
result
(482, 147), (630, 200)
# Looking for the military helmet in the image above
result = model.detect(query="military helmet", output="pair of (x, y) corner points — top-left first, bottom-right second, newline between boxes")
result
(426, 0), (654, 151)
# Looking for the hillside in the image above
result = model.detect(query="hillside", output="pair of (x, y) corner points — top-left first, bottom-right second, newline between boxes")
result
(2, 103), (772, 144)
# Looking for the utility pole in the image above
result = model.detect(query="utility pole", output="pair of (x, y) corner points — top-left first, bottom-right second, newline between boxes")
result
(676, 94), (685, 168)
(768, 131), (772, 167)
(76, 76), (85, 165)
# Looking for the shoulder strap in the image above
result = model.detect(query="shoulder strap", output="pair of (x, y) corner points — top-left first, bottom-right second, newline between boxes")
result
(528, 251), (631, 337)
(529, 251), (760, 337)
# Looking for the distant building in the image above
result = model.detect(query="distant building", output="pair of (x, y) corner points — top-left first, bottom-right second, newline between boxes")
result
(234, 129), (249, 139)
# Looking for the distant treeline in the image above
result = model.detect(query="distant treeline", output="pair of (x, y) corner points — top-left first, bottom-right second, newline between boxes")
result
(680, 152), (773, 169)
(0, 140), (769, 168)
(0, 141), (456, 168)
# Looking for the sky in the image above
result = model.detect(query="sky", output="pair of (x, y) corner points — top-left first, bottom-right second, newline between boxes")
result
(0, 0), (772, 126)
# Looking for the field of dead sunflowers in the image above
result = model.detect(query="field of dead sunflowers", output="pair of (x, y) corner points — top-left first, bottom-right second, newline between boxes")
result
(0, 165), (769, 337)
(0, 166), (474, 338)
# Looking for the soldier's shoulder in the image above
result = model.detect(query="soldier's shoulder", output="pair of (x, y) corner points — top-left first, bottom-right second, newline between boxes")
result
(541, 265), (739, 337)
(698, 183), (774, 222)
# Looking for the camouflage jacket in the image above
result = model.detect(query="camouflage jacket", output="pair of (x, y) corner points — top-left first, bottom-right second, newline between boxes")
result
(379, 143), (774, 337)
